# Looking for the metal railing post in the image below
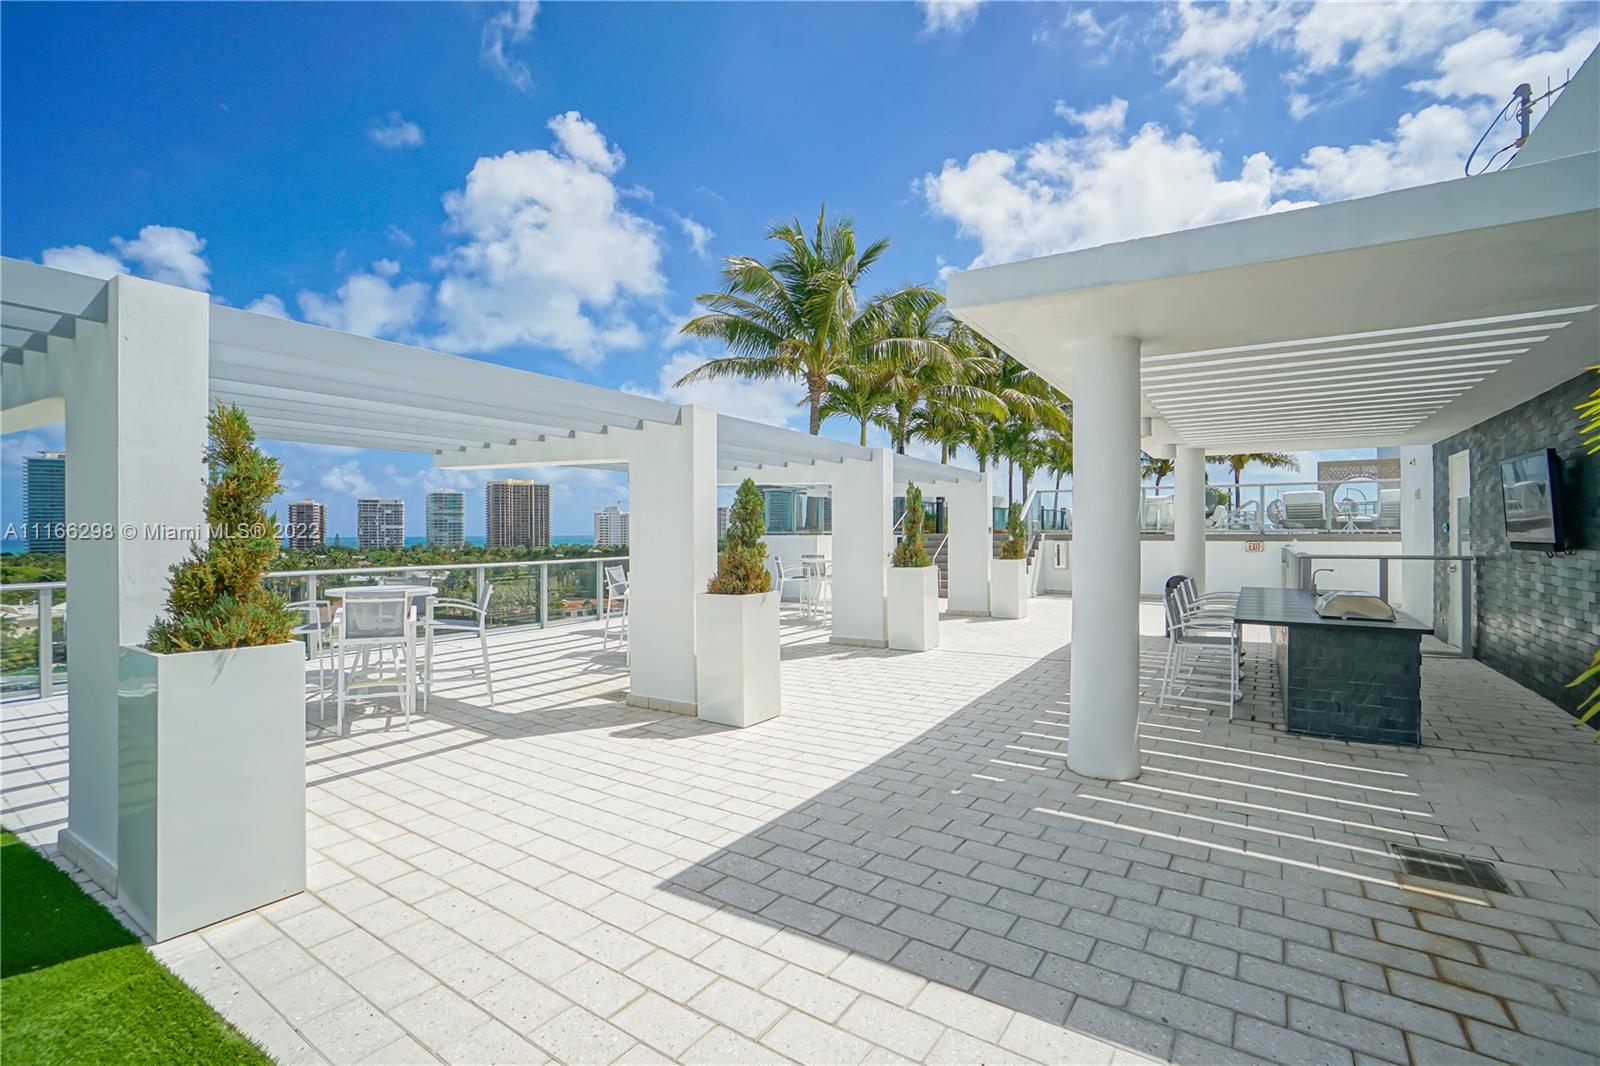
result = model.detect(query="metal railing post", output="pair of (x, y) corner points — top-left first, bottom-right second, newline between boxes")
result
(37, 588), (53, 700)
(538, 562), (549, 628)
(596, 561), (604, 620)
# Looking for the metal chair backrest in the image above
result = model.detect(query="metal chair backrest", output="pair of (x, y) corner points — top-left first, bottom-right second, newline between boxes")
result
(605, 565), (627, 590)
(340, 593), (411, 642)
(1162, 583), (1186, 633)
(478, 581), (495, 613)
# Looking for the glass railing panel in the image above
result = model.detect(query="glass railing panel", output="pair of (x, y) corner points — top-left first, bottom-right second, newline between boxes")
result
(481, 565), (542, 628)
(545, 561), (601, 623)
(0, 584), (67, 701)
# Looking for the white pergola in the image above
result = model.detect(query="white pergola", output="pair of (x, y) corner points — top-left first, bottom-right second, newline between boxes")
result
(949, 112), (1598, 781)
(0, 258), (990, 892)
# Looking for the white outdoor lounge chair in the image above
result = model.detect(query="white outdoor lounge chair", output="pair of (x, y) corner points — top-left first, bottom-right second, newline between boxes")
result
(1377, 488), (1401, 530)
(1280, 491), (1329, 530)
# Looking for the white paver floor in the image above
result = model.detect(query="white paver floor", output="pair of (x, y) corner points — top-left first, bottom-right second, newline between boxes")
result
(4, 598), (1597, 1065)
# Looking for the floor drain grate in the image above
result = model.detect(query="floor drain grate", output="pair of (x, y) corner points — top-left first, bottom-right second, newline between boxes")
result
(1390, 844), (1510, 894)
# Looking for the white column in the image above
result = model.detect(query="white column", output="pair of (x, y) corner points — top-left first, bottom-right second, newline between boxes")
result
(628, 405), (717, 712)
(1174, 445), (1207, 594)
(945, 472), (993, 615)
(1399, 445), (1434, 619)
(60, 276), (210, 891)
(830, 449), (893, 646)
(1066, 337), (1143, 782)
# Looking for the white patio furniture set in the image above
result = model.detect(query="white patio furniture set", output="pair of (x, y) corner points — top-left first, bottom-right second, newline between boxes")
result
(288, 579), (496, 733)
(770, 554), (832, 620)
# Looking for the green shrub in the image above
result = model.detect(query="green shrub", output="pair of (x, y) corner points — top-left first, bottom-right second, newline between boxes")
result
(999, 503), (1027, 560)
(146, 404), (298, 653)
(892, 483), (931, 568)
(707, 478), (772, 595)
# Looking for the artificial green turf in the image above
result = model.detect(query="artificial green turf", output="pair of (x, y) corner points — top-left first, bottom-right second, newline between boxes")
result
(1, 829), (272, 1065)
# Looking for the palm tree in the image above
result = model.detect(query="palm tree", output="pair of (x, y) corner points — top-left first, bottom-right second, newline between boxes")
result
(1205, 452), (1302, 504)
(1043, 431), (1073, 494)
(819, 365), (890, 447)
(1141, 453), (1175, 487)
(676, 205), (938, 435)
(985, 356), (1069, 505)
(869, 308), (1006, 454)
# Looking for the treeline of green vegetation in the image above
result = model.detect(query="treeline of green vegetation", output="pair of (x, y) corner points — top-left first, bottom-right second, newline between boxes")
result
(0, 553), (66, 586)
(273, 540), (617, 572)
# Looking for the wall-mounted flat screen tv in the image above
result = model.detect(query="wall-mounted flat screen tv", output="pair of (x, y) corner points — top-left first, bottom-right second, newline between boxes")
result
(1500, 449), (1564, 549)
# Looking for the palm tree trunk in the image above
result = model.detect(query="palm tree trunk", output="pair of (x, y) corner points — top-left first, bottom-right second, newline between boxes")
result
(1007, 460), (1015, 507)
(1232, 464), (1242, 507)
(807, 387), (823, 435)
(857, 419), (868, 447)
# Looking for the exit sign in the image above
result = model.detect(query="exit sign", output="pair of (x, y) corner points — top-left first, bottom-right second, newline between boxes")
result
(1245, 541), (1264, 553)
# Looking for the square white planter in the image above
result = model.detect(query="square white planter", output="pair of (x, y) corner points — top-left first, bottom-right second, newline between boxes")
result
(887, 565), (939, 651)
(992, 558), (1030, 619)
(695, 592), (780, 728)
(118, 641), (307, 941)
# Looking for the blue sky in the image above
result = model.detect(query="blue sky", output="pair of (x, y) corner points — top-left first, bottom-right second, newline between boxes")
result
(3, 2), (1595, 537)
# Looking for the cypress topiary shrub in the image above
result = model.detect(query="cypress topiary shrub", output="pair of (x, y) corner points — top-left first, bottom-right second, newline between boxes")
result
(146, 403), (299, 653)
(999, 503), (1027, 560)
(892, 483), (931, 567)
(707, 478), (773, 595)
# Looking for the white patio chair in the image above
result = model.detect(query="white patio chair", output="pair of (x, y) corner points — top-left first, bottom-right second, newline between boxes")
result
(801, 555), (831, 620)
(333, 591), (417, 734)
(428, 581), (495, 704)
(287, 598), (333, 718)
(768, 556), (806, 609)
(1206, 504), (1229, 530)
(1229, 499), (1261, 531)
(602, 565), (630, 659)
(1280, 491), (1328, 531)
(1155, 585), (1240, 718)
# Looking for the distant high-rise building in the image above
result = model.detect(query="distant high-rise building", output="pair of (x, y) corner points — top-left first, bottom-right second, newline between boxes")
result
(717, 506), (730, 540)
(761, 487), (804, 534)
(593, 504), (630, 547)
(286, 499), (327, 550)
(24, 452), (66, 554)
(426, 490), (466, 548)
(486, 480), (549, 548)
(356, 498), (405, 549)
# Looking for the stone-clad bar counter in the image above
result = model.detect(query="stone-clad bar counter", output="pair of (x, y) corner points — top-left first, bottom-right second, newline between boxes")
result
(1234, 586), (1433, 746)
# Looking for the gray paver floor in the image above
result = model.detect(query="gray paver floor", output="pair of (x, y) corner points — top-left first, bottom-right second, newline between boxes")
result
(4, 597), (1597, 1065)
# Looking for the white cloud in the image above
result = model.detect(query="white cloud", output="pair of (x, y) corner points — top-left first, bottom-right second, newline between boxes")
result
(1053, 96), (1128, 134)
(432, 112), (664, 366)
(920, 0), (983, 36)
(244, 293), (290, 318)
(1279, 103), (1479, 200)
(298, 268), (429, 339)
(319, 460), (375, 498)
(40, 244), (125, 279)
(371, 258), (401, 277)
(482, 1), (538, 91)
(628, 349), (806, 429)
(369, 111), (424, 149)
(41, 225), (211, 290)
(923, 104), (1311, 267)
(111, 225), (212, 290)
(1410, 25), (1600, 103)
(546, 111), (625, 174)
(386, 224), (415, 248)
(1159, 1), (1294, 106)
(1292, 1), (1479, 79)
(671, 212), (715, 257)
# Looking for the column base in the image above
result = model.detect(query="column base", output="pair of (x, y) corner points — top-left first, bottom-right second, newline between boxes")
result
(59, 826), (118, 894)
